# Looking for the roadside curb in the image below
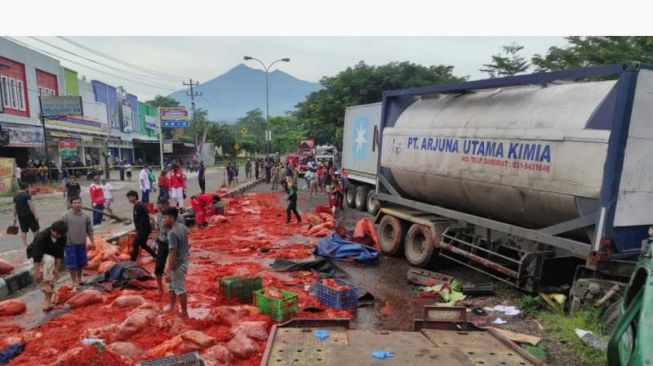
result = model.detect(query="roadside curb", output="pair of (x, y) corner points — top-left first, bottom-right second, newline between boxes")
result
(0, 266), (34, 300)
(224, 179), (265, 197)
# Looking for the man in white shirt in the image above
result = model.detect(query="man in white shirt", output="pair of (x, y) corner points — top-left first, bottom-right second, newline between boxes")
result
(101, 178), (115, 216)
(139, 163), (152, 203)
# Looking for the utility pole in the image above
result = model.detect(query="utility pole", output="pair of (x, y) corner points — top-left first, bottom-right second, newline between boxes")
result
(183, 79), (201, 161)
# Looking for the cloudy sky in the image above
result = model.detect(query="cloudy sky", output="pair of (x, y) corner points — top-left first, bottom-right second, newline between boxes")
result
(12, 36), (569, 101)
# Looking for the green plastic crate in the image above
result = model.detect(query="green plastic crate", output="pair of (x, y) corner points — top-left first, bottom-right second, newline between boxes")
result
(254, 288), (299, 322)
(219, 276), (263, 303)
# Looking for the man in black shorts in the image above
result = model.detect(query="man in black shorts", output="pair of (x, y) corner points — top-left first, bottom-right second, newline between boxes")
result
(154, 197), (185, 294)
(12, 182), (39, 246)
(127, 190), (156, 262)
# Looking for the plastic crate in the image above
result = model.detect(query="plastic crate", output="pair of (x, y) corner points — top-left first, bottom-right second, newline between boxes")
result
(316, 279), (358, 310)
(254, 288), (299, 322)
(136, 352), (204, 366)
(220, 276), (262, 303)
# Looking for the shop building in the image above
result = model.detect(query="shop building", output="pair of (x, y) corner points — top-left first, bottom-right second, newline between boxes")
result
(0, 37), (61, 166)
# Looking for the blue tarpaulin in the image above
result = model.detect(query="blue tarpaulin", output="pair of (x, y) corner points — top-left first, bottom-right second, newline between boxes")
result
(314, 233), (379, 263)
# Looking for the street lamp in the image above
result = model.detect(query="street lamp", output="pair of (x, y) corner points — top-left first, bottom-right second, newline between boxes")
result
(243, 56), (290, 157)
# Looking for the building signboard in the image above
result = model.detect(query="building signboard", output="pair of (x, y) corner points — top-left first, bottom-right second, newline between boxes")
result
(40, 96), (84, 117)
(58, 140), (78, 157)
(159, 107), (189, 128)
(0, 157), (15, 192)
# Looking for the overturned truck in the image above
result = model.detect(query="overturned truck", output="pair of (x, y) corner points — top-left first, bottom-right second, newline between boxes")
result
(375, 63), (653, 293)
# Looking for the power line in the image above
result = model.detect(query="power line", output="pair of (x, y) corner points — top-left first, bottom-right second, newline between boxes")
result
(57, 36), (189, 81)
(27, 36), (181, 89)
(3, 37), (180, 93)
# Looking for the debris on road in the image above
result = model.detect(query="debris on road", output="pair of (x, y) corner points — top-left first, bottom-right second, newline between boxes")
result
(484, 304), (521, 316)
(541, 293), (566, 314)
(575, 328), (607, 353)
(490, 327), (542, 346)
(418, 283), (466, 306)
(461, 282), (495, 296)
(314, 232), (379, 262)
(406, 267), (454, 286)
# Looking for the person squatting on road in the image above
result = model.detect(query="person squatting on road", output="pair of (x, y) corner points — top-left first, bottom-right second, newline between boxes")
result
(13, 182), (40, 247)
(190, 193), (221, 228)
(283, 178), (301, 224)
(127, 190), (157, 262)
(139, 164), (152, 204)
(62, 197), (95, 290)
(154, 197), (185, 294)
(89, 175), (105, 225)
(31, 220), (67, 311)
(162, 207), (190, 318)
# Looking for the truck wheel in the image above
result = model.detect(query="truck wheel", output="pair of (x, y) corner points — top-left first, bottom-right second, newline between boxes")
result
(379, 215), (405, 256)
(404, 224), (436, 268)
(346, 184), (357, 208)
(355, 186), (370, 212)
(366, 190), (379, 215)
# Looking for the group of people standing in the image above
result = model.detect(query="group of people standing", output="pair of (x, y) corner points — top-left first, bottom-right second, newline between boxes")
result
(19, 175), (191, 317)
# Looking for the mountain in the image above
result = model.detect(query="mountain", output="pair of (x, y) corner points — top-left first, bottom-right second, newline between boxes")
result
(167, 64), (320, 122)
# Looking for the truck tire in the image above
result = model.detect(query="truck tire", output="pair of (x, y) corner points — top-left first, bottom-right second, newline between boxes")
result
(366, 190), (379, 215)
(355, 186), (370, 212)
(345, 184), (357, 208)
(378, 215), (405, 256)
(404, 224), (436, 268)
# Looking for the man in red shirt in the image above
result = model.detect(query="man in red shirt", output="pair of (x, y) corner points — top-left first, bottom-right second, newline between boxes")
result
(190, 193), (219, 227)
(169, 164), (186, 209)
(158, 170), (170, 201)
(89, 175), (106, 225)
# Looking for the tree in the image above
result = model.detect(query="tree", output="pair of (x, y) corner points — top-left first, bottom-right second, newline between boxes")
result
(269, 114), (307, 154)
(207, 122), (236, 157)
(234, 109), (266, 154)
(295, 61), (465, 145)
(532, 36), (653, 71)
(146, 95), (180, 108)
(480, 43), (529, 78)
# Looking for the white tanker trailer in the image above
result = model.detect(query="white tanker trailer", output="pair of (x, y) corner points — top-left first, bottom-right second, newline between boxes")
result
(375, 63), (653, 292)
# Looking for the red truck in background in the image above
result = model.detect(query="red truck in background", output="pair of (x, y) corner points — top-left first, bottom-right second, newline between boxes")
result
(287, 138), (316, 175)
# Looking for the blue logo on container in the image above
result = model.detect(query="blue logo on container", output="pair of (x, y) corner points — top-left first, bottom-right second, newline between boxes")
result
(352, 117), (369, 160)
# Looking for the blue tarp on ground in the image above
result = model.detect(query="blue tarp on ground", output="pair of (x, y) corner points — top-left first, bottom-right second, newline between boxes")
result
(314, 233), (379, 263)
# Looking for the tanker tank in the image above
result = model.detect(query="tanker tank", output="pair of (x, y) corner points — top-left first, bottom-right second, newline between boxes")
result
(381, 80), (617, 234)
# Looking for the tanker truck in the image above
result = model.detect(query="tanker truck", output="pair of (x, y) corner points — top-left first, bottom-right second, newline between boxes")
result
(375, 62), (653, 293)
(342, 102), (382, 215)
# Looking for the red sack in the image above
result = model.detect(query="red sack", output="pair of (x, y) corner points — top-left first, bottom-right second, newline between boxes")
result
(66, 289), (104, 308)
(209, 306), (249, 326)
(98, 260), (116, 273)
(0, 259), (14, 275)
(202, 345), (233, 366)
(116, 308), (156, 340)
(353, 219), (380, 251)
(113, 295), (145, 308)
(0, 299), (26, 316)
(107, 342), (143, 358)
(181, 330), (216, 348)
(230, 321), (269, 341)
(53, 285), (76, 304)
(227, 333), (260, 359)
